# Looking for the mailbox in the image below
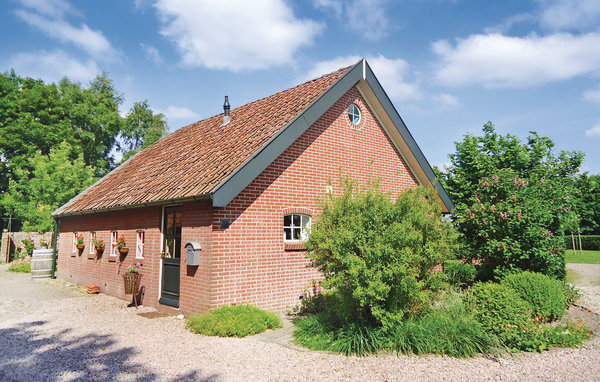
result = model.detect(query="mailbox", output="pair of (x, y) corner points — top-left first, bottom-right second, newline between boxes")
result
(185, 242), (201, 266)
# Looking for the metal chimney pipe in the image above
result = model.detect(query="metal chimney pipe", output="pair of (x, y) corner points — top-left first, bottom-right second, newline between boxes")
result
(222, 96), (231, 125)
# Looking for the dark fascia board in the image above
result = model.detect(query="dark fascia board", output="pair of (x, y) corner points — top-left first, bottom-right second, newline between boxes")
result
(210, 60), (364, 207)
(212, 58), (454, 212)
(363, 61), (455, 211)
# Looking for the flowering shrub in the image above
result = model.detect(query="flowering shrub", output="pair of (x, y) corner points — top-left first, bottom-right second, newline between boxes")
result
(126, 263), (141, 274)
(456, 169), (572, 280)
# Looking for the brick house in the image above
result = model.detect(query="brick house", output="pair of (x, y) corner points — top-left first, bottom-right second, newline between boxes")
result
(52, 59), (453, 314)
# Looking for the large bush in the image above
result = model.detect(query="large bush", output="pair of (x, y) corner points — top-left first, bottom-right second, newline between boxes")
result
(444, 261), (476, 289)
(306, 180), (456, 330)
(501, 271), (565, 322)
(456, 169), (570, 280)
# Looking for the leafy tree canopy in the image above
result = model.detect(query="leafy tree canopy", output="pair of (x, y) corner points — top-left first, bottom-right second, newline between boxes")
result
(436, 122), (584, 280)
(0, 69), (169, 231)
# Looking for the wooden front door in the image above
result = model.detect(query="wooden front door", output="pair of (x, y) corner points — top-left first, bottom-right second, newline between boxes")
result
(159, 206), (182, 307)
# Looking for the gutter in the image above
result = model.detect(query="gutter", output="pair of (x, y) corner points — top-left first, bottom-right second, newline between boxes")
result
(51, 218), (59, 279)
(53, 193), (212, 218)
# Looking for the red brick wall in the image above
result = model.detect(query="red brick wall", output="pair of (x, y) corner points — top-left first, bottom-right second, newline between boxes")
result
(57, 85), (419, 315)
(57, 201), (213, 312)
(211, 86), (418, 313)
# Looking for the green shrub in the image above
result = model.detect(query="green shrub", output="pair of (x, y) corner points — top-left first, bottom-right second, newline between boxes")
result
(389, 306), (496, 357)
(465, 282), (537, 349)
(294, 301), (496, 357)
(7, 256), (31, 273)
(444, 261), (477, 288)
(501, 271), (565, 322)
(564, 235), (600, 250)
(306, 178), (457, 330)
(21, 238), (35, 256)
(186, 304), (281, 337)
(562, 282), (581, 308)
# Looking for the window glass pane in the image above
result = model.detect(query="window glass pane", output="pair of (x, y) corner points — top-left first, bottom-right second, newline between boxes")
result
(292, 214), (300, 226)
(284, 215), (291, 227)
(293, 228), (301, 240)
(284, 228), (292, 240)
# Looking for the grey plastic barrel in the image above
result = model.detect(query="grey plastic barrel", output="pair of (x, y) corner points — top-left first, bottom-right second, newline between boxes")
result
(31, 248), (53, 280)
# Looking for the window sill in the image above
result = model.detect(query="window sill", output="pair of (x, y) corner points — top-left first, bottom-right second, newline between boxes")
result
(284, 242), (306, 251)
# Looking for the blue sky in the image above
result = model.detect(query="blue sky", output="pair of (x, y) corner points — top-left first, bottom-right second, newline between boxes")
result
(1, 0), (599, 173)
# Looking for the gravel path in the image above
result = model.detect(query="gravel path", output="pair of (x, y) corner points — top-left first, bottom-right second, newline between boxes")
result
(1, 268), (599, 381)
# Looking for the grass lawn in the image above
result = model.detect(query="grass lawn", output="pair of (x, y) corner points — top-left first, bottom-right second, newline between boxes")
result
(565, 250), (600, 264)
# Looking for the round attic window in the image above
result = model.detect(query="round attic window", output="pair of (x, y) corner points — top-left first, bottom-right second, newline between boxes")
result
(348, 104), (361, 125)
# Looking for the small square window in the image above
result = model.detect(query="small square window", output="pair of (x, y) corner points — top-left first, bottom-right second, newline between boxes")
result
(283, 214), (311, 242)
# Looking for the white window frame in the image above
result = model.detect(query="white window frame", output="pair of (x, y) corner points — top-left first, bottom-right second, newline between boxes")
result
(348, 103), (361, 125)
(90, 232), (96, 255)
(283, 214), (311, 242)
(72, 232), (78, 252)
(136, 230), (145, 259)
(110, 231), (118, 256)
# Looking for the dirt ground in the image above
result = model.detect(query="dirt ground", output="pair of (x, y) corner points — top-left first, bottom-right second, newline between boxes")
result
(567, 263), (600, 286)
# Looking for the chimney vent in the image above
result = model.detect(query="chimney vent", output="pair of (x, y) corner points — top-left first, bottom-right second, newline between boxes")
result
(222, 96), (231, 126)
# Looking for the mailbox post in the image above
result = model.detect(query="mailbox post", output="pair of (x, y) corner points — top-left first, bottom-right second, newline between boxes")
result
(185, 242), (201, 266)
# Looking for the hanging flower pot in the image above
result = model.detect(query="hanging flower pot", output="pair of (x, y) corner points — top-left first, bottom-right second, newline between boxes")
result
(76, 243), (85, 250)
(118, 246), (129, 256)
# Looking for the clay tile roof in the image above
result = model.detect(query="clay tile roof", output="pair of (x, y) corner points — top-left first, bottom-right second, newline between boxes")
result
(54, 65), (353, 216)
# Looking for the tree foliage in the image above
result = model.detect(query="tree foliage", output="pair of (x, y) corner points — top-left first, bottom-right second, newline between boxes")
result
(437, 122), (582, 280)
(306, 178), (456, 330)
(1, 143), (96, 231)
(572, 174), (600, 235)
(0, 69), (169, 231)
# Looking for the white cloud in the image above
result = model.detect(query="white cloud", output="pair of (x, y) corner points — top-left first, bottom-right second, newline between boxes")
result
(15, 10), (115, 60)
(165, 106), (200, 121)
(305, 55), (421, 102)
(433, 32), (600, 88)
(434, 93), (461, 109)
(17, 0), (76, 19)
(583, 84), (600, 105)
(140, 43), (163, 65)
(537, 0), (600, 31)
(313, 0), (390, 41)
(585, 122), (600, 137)
(7, 50), (99, 83)
(154, 0), (323, 71)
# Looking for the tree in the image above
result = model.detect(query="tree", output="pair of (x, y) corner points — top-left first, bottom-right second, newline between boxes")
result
(1, 143), (96, 231)
(572, 174), (600, 235)
(437, 122), (583, 280)
(121, 100), (168, 161)
(306, 178), (456, 330)
(58, 73), (124, 174)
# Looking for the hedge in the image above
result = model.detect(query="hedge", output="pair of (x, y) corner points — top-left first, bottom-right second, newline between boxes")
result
(564, 235), (600, 250)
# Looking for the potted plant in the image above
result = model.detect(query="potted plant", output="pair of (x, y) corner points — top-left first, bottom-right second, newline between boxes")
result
(92, 238), (105, 255)
(115, 236), (129, 256)
(76, 234), (85, 250)
(123, 262), (142, 295)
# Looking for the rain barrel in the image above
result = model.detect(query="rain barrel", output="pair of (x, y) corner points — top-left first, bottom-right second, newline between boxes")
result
(31, 248), (53, 280)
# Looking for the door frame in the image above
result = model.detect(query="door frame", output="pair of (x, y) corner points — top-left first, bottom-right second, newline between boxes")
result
(158, 204), (183, 307)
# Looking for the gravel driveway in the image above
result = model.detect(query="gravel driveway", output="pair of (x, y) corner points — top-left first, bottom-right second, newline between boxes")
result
(1, 266), (599, 382)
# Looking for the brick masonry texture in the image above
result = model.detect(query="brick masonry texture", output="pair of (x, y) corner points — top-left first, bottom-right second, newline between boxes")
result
(57, 85), (418, 315)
